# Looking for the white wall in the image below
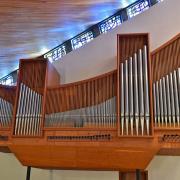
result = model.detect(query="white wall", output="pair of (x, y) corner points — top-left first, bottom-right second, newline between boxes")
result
(0, 153), (119, 180)
(53, 0), (180, 84)
(147, 156), (180, 180)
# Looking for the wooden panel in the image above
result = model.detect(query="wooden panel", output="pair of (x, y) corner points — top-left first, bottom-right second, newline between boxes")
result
(9, 138), (159, 170)
(0, 85), (16, 105)
(117, 33), (148, 63)
(45, 70), (116, 113)
(19, 58), (47, 94)
(151, 33), (180, 82)
(46, 60), (60, 87)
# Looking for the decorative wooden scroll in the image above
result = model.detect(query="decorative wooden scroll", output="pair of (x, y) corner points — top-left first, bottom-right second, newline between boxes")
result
(45, 70), (117, 129)
(151, 34), (180, 128)
(117, 33), (153, 136)
(12, 58), (60, 137)
(0, 85), (16, 128)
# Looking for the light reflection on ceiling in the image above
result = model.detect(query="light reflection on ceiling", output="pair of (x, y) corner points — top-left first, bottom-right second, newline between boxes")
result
(0, 0), (136, 78)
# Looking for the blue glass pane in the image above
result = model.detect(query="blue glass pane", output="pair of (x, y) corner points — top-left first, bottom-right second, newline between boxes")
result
(44, 45), (66, 62)
(99, 15), (122, 34)
(127, 0), (150, 18)
(71, 31), (94, 50)
(0, 75), (14, 86)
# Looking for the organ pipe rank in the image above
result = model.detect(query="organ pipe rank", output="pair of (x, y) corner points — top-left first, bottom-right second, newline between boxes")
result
(153, 68), (180, 127)
(120, 45), (150, 136)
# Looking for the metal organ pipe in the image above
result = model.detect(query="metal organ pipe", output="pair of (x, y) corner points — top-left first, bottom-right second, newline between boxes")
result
(173, 70), (180, 126)
(129, 57), (134, 135)
(169, 73), (176, 126)
(14, 83), (42, 136)
(138, 49), (145, 135)
(166, 75), (172, 126)
(124, 60), (129, 135)
(159, 79), (164, 126)
(153, 83), (157, 126)
(153, 68), (180, 127)
(120, 63), (125, 135)
(133, 53), (139, 135)
(143, 45), (150, 135)
(162, 77), (168, 126)
(0, 97), (13, 128)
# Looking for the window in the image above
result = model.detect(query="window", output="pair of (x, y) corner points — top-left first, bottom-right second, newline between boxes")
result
(99, 15), (122, 34)
(127, 0), (150, 19)
(44, 45), (66, 63)
(71, 31), (94, 50)
(0, 75), (14, 86)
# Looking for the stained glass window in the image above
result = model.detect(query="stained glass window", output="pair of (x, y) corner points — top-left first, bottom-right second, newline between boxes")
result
(127, 0), (150, 19)
(44, 45), (66, 63)
(71, 31), (94, 50)
(99, 15), (122, 34)
(0, 75), (14, 86)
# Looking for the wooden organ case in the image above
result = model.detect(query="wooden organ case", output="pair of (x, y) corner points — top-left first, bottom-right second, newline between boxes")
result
(0, 33), (179, 172)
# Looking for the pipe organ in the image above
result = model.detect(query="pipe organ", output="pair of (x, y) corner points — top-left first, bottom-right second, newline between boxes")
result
(0, 33), (179, 171)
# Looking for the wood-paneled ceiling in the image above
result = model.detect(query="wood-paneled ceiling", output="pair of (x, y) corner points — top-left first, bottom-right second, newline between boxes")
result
(0, 0), (136, 78)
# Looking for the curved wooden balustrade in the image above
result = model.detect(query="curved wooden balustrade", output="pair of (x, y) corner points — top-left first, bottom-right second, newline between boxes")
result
(45, 70), (117, 129)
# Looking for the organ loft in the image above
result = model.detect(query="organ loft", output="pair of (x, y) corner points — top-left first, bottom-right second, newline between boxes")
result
(0, 32), (179, 180)
(0, 1), (179, 180)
